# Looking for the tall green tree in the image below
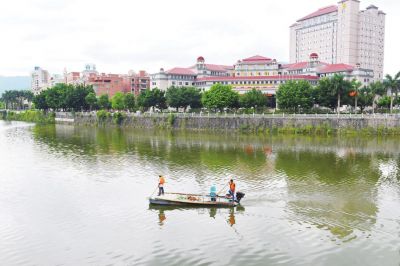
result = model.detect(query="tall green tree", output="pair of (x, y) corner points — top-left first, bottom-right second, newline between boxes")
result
(357, 86), (374, 113)
(377, 96), (391, 108)
(137, 88), (166, 111)
(239, 89), (268, 109)
(166, 86), (202, 111)
(331, 74), (351, 113)
(33, 92), (49, 110)
(350, 79), (362, 112)
(124, 93), (136, 111)
(112, 92), (125, 110)
(98, 94), (111, 110)
(384, 72), (400, 113)
(85, 92), (98, 111)
(45, 85), (66, 110)
(1, 90), (34, 110)
(201, 84), (239, 111)
(369, 81), (385, 112)
(276, 80), (314, 111)
(314, 75), (351, 112)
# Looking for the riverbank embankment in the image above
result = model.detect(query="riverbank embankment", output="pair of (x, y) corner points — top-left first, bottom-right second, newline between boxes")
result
(54, 111), (400, 135)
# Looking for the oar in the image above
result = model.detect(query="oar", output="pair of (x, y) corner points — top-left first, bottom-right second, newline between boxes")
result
(217, 183), (228, 195)
(150, 185), (159, 197)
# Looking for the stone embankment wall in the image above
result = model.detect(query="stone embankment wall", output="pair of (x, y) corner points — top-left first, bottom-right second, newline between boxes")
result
(55, 112), (400, 134)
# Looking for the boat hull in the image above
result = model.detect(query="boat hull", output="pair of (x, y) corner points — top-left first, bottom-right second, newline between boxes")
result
(149, 193), (239, 207)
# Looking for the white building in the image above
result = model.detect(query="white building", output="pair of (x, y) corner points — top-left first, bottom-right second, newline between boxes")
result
(283, 53), (373, 87)
(31, 66), (51, 95)
(290, 0), (385, 81)
(150, 57), (232, 91)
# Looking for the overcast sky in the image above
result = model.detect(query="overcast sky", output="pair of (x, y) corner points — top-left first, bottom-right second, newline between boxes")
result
(0, 0), (398, 76)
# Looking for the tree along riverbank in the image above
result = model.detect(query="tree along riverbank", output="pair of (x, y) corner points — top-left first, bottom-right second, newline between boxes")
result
(4, 110), (400, 136)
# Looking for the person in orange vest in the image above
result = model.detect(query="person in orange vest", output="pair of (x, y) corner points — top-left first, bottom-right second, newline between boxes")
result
(158, 175), (165, 196)
(228, 179), (236, 200)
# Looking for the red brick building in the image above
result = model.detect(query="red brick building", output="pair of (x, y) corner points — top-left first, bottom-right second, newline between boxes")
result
(86, 71), (150, 97)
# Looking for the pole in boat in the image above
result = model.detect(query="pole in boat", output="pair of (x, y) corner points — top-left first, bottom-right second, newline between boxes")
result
(150, 186), (158, 197)
(217, 182), (229, 195)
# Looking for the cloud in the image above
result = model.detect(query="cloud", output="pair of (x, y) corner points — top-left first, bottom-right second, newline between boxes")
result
(0, 0), (397, 76)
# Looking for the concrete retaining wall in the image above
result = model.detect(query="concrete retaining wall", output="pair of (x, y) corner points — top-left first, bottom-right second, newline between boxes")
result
(55, 112), (400, 132)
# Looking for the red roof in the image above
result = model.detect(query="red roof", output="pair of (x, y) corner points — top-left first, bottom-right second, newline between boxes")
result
(318, 64), (354, 74)
(196, 75), (319, 82)
(283, 61), (329, 71)
(284, 62), (309, 70)
(297, 5), (338, 22)
(205, 64), (233, 71)
(166, 67), (196, 75)
(241, 55), (272, 62)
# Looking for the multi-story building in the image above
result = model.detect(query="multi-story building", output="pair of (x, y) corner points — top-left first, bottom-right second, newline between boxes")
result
(234, 55), (280, 77)
(290, 0), (385, 80)
(129, 70), (150, 95)
(150, 57), (232, 91)
(31, 66), (50, 95)
(88, 71), (150, 97)
(89, 73), (128, 96)
(50, 74), (65, 87)
(283, 53), (373, 87)
(151, 55), (372, 96)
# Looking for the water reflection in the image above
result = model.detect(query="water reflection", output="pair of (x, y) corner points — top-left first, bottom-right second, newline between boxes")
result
(3, 120), (400, 266)
(148, 205), (245, 228)
(276, 149), (380, 240)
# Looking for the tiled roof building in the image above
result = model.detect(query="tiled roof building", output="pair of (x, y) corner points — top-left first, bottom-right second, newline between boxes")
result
(290, 0), (385, 81)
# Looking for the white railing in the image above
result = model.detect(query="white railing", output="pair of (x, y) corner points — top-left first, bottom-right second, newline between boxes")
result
(55, 111), (400, 120)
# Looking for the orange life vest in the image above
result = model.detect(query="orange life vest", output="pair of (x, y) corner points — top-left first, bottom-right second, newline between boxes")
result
(159, 176), (165, 185)
(230, 182), (236, 192)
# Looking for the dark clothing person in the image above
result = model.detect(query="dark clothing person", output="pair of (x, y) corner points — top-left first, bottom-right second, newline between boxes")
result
(229, 179), (236, 201)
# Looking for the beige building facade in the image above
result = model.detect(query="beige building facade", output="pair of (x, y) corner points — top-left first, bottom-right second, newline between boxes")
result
(31, 66), (51, 95)
(290, 0), (385, 81)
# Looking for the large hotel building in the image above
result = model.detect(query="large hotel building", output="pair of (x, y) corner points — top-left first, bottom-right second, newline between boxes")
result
(290, 0), (385, 81)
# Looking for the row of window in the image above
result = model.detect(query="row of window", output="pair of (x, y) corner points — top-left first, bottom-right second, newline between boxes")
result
(169, 75), (195, 80)
(171, 81), (192, 86)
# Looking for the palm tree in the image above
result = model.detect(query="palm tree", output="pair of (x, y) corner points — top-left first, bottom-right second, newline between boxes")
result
(331, 74), (350, 114)
(369, 81), (385, 113)
(351, 79), (362, 112)
(384, 72), (400, 113)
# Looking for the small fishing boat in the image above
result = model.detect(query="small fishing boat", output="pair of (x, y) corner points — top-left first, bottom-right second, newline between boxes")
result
(149, 192), (245, 207)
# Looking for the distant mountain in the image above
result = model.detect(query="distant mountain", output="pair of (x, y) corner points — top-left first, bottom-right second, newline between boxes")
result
(0, 76), (30, 95)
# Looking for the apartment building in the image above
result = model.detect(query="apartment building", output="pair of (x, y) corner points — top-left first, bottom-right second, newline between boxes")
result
(290, 0), (385, 80)
(31, 66), (50, 95)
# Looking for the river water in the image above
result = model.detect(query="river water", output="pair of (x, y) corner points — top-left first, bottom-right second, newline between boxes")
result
(0, 120), (400, 266)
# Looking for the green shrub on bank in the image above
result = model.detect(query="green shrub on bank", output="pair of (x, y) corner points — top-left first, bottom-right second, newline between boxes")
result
(167, 113), (176, 126)
(2, 110), (55, 124)
(96, 110), (110, 123)
(113, 112), (126, 125)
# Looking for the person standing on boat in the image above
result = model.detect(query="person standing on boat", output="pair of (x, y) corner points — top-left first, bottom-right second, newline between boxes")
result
(210, 184), (217, 202)
(158, 175), (165, 196)
(228, 179), (236, 201)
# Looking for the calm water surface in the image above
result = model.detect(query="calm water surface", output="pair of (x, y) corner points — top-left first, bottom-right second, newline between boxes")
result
(1, 120), (400, 266)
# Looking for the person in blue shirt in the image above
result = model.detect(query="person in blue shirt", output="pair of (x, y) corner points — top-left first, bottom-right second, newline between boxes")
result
(210, 184), (217, 202)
